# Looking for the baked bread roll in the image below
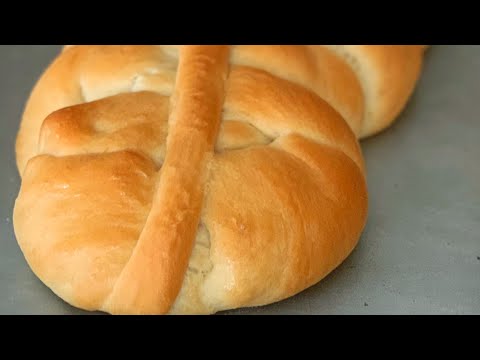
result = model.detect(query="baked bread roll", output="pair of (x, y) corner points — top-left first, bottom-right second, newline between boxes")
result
(13, 45), (427, 314)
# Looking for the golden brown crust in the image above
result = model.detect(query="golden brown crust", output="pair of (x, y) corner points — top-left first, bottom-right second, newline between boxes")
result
(230, 46), (365, 136)
(324, 45), (425, 137)
(16, 45), (176, 173)
(39, 91), (170, 165)
(201, 140), (366, 310)
(103, 46), (230, 314)
(14, 151), (157, 310)
(13, 45), (426, 314)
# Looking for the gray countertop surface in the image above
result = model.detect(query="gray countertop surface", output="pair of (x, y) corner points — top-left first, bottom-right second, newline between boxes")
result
(1, 45), (479, 315)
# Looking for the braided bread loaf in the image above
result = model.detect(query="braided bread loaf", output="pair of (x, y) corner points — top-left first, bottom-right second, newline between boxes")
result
(13, 45), (426, 314)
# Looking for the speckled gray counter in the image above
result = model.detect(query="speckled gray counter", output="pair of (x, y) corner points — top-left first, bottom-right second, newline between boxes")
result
(1, 45), (479, 315)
